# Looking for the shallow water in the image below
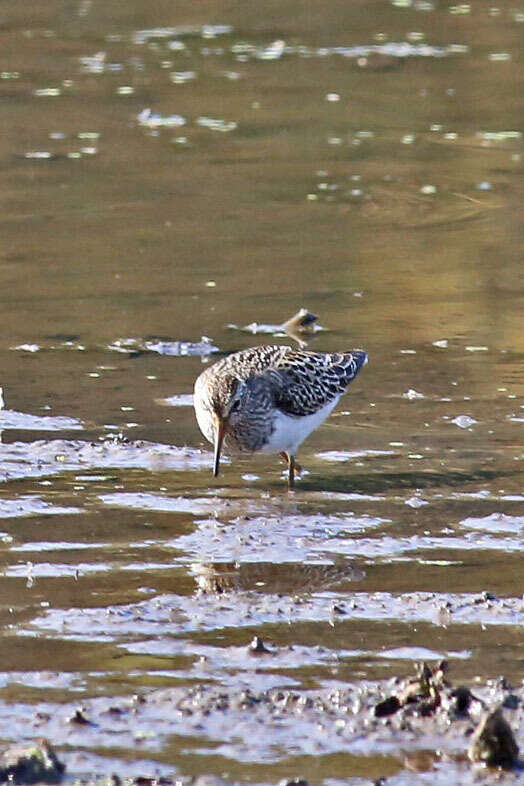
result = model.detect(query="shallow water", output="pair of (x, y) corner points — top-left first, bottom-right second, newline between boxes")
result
(1, 0), (523, 782)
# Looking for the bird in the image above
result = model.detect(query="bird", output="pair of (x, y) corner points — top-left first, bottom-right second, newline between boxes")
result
(193, 344), (368, 488)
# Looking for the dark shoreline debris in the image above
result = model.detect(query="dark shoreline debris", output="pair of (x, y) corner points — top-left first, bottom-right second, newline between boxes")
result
(0, 662), (520, 783)
(0, 740), (65, 784)
(374, 660), (449, 718)
(373, 661), (519, 770)
(248, 635), (275, 655)
(468, 707), (519, 767)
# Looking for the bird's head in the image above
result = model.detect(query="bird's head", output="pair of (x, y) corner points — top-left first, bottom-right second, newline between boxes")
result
(211, 378), (246, 476)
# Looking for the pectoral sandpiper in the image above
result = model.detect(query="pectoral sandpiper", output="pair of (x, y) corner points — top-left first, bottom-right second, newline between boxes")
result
(194, 344), (368, 488)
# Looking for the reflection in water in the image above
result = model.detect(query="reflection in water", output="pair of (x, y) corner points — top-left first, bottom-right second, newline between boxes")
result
(190, 560), (365, 595)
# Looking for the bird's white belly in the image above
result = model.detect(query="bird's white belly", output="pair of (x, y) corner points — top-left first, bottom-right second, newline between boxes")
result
(259, 396), (340, 455)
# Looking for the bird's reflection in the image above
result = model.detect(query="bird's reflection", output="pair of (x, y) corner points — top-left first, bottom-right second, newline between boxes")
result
(190, 560), (365, 595)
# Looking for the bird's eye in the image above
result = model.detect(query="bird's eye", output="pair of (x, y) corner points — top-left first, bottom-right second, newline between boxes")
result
(230, 398), (241, 413)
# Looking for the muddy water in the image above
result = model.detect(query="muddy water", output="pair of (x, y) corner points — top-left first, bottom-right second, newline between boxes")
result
(1, 0), (523, 782)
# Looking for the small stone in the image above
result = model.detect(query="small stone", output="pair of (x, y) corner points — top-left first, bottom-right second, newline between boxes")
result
(450, 686), (474, 715)
(374, 696), (401, 717)
(278, 779), (310, 786)
(502, 694), (520, 710)
(451, 414), (477, 429)
(405, 496), (428, 508)
(403, 389), (425, 400)
(68, 707), (91, 725)
(248, 635), (273, 655)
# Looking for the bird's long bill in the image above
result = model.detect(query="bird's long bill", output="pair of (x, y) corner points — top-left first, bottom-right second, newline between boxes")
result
(213, 417), (226, 477)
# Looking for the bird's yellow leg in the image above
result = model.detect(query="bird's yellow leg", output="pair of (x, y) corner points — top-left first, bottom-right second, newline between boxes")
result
(280, 452), (298, 489)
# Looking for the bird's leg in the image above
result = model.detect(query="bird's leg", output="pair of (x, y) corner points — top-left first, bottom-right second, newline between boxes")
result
(280, 452), (302, 472)
(288, 454), (296, 490)
(280, 452), (297, 489)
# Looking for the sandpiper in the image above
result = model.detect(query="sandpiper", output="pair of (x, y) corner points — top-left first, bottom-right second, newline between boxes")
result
(194, 344), (368, 488)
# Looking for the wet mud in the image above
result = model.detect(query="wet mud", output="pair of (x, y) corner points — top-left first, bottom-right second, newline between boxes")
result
(1, 393), (523, 781)
(0, 663), (522, 785)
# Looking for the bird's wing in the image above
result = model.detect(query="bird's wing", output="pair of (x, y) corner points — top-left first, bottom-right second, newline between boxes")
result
(269, 349), (368, 416)
(226, 345), (293, 380)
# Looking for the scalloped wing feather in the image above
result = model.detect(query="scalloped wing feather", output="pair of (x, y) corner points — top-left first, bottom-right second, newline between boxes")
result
(270, 349), (368, 416)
